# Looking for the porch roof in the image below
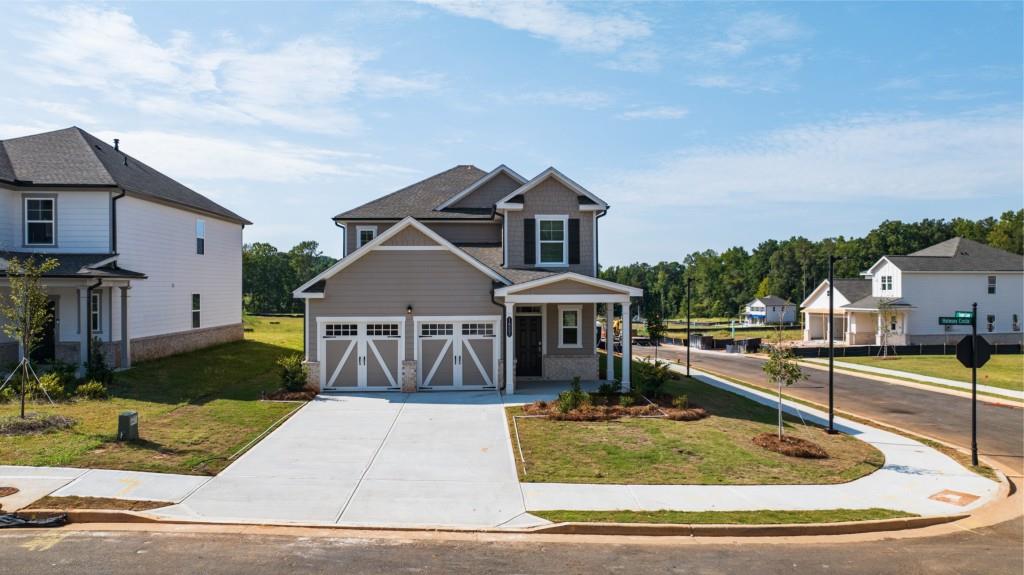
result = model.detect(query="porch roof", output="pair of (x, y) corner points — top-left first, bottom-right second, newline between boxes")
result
(0, 251), (146, 279)
(842, 296), (914, 311)
(495, 272), (642, 303)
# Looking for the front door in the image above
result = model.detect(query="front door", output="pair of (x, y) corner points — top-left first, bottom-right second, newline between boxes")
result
(515, 315), (542, 377)
(30, 300), (57, 363)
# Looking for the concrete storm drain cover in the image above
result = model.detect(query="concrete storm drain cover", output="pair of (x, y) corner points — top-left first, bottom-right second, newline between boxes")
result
(0, 487), (19, 498)
(928, 489), (980, 507)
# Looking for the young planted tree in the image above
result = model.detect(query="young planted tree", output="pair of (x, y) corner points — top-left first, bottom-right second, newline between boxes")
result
(644, 308), (667, 362)
(0, 256), (59, 418)
(762, 345), (806, 439)
(876, 298), (898, 358)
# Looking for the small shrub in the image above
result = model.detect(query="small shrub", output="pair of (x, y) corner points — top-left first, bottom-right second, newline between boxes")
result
(671, 394), (689, 409)
(618, 393), (636, 407)
(0, 414), (76, 435)
(556, 378), (591, 414)
(34, 372), (66, 401)
(634, 359), (672, 397)
(76, 380), (108, 400)
(49, 361), (78, 386)
(85, 338), (113, 385)
(276, 354), (308, 392)
(0, 385), (15, 403)
(596, 382), (619, 396)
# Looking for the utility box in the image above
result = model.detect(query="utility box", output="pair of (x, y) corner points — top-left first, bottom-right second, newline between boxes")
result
(118, 410), (138, 441)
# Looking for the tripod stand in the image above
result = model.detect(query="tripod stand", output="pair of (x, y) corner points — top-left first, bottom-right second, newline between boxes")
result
(0, 356), (57, 408)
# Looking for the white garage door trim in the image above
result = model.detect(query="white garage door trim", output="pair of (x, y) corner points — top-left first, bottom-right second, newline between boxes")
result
(414, 315), (500, 390)
(317, 316), (406, 391)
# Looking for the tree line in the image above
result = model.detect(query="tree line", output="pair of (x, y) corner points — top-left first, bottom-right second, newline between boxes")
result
(243, 241), (336, 314)
(600, 210), (1023, 319)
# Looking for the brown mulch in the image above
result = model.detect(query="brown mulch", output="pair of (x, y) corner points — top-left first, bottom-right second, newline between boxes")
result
(24, 495), (172, 512)
(0, 486), (19, 498)
(0, 414), (76, 436)
(752, 433), (829, 459)
(522, 399), (709, 422)
(264, 388), (318, 401)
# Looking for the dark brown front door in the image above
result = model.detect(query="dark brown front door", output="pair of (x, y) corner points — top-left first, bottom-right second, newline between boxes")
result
(515, 315), (542, 376)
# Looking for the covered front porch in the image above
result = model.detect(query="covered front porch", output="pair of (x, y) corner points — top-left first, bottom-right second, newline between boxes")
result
(494, 273), (642, 395)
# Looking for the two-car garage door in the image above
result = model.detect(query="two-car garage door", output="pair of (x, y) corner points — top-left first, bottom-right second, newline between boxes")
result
(318, 316), (499, 391)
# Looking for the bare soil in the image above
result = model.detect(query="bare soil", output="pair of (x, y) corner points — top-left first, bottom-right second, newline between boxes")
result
(753, 432), (829, 459)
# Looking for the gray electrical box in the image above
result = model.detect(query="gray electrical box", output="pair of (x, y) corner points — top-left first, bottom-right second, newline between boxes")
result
(118, 410), (138, 441)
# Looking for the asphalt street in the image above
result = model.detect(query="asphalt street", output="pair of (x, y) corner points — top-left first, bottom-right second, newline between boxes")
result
(634, 346), (1024, 477)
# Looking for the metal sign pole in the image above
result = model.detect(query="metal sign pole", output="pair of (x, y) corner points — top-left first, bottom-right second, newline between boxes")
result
(685, 277), (691, 377)
(971, 301), (978, 467)
(827, 255), (836, 434)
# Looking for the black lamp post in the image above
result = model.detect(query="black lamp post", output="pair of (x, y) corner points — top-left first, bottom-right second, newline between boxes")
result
(827, 254), (841, 434)
(685, 276), (692, 377)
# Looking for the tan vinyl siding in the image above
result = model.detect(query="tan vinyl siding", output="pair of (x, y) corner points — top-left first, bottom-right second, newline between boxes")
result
(341, 220), (498, 255)
(505, 179), (595, 275)
(545, 303), (596, 357)
(515, 279), (627, 296)
(307, 249), (500, 361)
(451, 172), (523, 208)
(381, 226), (438, 246)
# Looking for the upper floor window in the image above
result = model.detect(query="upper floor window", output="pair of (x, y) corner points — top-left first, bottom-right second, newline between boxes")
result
(196, 219), (206, 255)
(988, 275), (996, 294)
(25, 197), (55, 246)
(537, 216), (567, 266)
(880, 275), (893, 291)
(356, 226), (376, 248)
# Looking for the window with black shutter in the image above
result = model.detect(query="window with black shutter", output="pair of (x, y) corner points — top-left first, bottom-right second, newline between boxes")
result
(568, 218), (580, 265)
(523, 218), (535, 264)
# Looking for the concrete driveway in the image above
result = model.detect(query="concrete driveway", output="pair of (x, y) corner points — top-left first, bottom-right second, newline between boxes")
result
(154, 392), (540, 529)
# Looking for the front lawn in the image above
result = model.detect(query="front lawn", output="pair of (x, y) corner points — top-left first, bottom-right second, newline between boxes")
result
(840, 354), (1024, 392)
(0, 315), (304, 475)
(534, 508), (916, 525)
(512, 355), (884, 485)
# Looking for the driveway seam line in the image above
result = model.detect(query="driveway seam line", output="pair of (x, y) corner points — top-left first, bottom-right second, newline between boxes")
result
(333, 393), (410, 524)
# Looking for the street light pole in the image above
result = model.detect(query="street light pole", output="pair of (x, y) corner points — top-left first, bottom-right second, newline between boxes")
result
(686, 276), (692, 377)
(827, 254), (838, 434)
(971, 301), (978, 466)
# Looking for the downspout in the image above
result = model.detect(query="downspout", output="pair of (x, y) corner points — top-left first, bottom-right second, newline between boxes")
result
(86, 278), (103, 368)
(334, 219), (347, 258)
(491, 284), (507, 390)
(111, 188), (126, 253)
(595, 208), (608, 276)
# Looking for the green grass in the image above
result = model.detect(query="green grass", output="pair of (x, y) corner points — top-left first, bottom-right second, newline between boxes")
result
(839, 354), (1024, 392)
(534, 508), (916, 525)
(514, 354), (884, 485)
(0, 315), (304, 475)
(633, 323), (802, 342)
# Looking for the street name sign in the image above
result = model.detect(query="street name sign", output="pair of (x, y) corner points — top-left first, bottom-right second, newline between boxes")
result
(954, 311), (974, 319)
(939, 316), (972, 326)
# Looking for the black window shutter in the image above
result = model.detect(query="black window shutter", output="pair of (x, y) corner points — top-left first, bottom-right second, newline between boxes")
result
(523, 218), (536, 265)
(568, 218), (580, 265)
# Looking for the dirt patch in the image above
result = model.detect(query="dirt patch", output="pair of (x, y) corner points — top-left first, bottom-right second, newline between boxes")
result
(264, 388), (317, 401)
(0, 413), (76, 435)
(25, 495), (172, 512)
(522, 399), (709, 422)
(753, 433), (829, 459)
(0, 486), (19, 497)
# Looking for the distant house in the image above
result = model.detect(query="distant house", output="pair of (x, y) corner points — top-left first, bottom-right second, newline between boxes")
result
(801, 238), (1023, 346)
(0, 127), (250, 371)
(742, 296), (796, 325)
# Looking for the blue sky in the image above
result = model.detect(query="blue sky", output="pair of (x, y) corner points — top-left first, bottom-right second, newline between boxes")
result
(1, 1), (1021, 264)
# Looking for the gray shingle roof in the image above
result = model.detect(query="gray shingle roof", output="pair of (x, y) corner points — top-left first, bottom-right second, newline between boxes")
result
(0, 251), (146, 279)
(459, 246), (558, 284)
(753, 295), (793, 306)
(334, 165), (495, 220)
(887, 237), (1023, 272)
(830, 278), (872, 302)
(0, 127), (251, 225)
(842, 295), (913, 310)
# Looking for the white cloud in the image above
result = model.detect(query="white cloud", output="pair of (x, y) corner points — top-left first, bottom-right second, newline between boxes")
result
(599, 111), (1022, 207)
(516, 90), (613, 110)
(94, 130), (415, 183)
(12, 6), (436, 135)
(706, 12), (802, 58)
(419, 0), (650, 52)
(602, 48), (660, 72)
(619, 106), (688, 120)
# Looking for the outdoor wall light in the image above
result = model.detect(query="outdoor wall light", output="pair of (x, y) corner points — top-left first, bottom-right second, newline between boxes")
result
(406, 305), (413, 315)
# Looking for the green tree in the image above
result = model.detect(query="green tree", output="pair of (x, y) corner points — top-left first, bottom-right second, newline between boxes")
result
(644, 308), (667, 362)
(762, 345), (806, 439)
(987, 209), (1023, 255)
(0, 256), (59, 418)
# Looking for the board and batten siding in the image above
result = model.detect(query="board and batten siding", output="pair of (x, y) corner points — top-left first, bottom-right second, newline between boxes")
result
(505, 179), (596, 276)
(341, 220), (500, 255)
(306, 249), (502, 362)
(115, 196), (243, 340)
(0, 188), (111, 253)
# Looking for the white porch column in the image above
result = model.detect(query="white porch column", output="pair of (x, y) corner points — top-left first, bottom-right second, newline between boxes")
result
(77, 286), (90, 372)
(605, 302), (615, 382)
(504, 302), (515, 395)
(120, 286), (131, 369)
(621, 301), (631, 392)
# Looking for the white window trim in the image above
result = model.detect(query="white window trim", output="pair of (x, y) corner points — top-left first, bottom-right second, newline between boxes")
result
(90, 291), (102, 334)
(880, 275), (893, 292)
(191, 294), (201, 329)
(536, 214), (568, 267)
(558, 304), (582, 348)
(988, 275), (996, 294)
(24, 197), (56, 246)
(356, 226), (377, 248)
(196, 219), (206, 255)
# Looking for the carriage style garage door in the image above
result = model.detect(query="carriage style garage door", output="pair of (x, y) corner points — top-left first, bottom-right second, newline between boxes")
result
(318, 317), (405, 391)
(416, 316), (500, 390)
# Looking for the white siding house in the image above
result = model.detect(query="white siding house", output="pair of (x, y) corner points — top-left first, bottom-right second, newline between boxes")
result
(742, 296), (796, 325)
(0, 127), (250, 371)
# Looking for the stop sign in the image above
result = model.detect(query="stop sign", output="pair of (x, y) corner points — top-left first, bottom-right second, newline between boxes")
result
(956, 335), (992, 369)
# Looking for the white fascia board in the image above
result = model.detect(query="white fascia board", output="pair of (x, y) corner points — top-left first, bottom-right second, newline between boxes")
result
(435, 165), (527, 210)
(504, 294), (632, 304)
(494, 167), (609, 209)
(799, 280), (831, 308)
(292, 216), (511, 298)
(494, 271), (643, 297)
(864, 256), (893, 276)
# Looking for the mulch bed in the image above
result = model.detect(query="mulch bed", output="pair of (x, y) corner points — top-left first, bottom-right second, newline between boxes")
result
(24, 495), (172, 512)
(522, 396), (709, 422)
(264, 388), (318, 401)
(0, 487), (19, 498)
(0, 414), (76, 436)
(753, 432), (829, 459)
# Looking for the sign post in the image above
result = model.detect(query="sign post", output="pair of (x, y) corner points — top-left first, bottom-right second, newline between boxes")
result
(971, 302), (977, 467)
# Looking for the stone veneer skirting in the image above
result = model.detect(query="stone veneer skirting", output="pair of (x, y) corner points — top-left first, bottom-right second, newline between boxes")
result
(542, 355), (599, 381)
(304, 361), (321, 391)
(130, 323), (244, 363)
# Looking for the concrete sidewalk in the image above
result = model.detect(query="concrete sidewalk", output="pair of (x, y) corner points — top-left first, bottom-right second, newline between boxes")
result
(805, 358), (1024, 401)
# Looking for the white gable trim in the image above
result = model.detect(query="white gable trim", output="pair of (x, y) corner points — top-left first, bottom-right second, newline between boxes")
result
(435, 164), (527, 210)
(800, 280), (831, 308)
(293, 216), (511, 298)
(494, 167), (609, 210)
(864, 256), (896, 276)
(494, 272), (642, 297)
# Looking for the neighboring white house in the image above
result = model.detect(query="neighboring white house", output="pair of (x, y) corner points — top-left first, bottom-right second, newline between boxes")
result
(742, 296), (796, 325)
(0, 127), (251, 371)
(801, 238), (1023, 346)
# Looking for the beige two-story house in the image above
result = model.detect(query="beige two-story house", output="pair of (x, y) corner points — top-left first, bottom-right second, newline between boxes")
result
(294, 165), (641, 394)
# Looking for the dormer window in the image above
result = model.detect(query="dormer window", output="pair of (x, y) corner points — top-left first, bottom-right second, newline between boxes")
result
(356, 226), (377, 248)
(24, 197), (55, 246)
(880, 275), (893, 291)
(537, 215), (567, 266)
